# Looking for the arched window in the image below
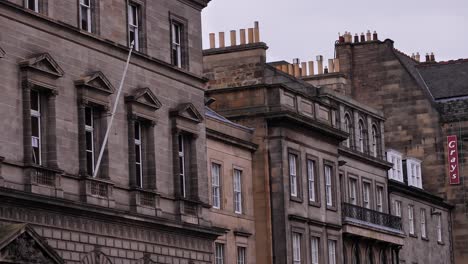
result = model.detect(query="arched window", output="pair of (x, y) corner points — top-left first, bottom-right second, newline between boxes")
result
(358, 120), (365, 153)
(371, 125), (378, 157)
(344, 114), (352, 148)
(352, 244), (360, 264)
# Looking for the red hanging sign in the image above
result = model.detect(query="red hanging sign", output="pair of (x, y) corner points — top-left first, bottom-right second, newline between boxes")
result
(447, 135), (460, 185)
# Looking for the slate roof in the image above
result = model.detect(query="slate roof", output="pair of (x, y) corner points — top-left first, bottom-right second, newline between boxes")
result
(205, 107), (254, 131)
(417, 59), (468, 100)
(394, 49), (468, 101)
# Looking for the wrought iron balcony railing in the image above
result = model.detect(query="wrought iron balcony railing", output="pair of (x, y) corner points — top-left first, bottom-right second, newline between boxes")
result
(342, 203), (402, 231)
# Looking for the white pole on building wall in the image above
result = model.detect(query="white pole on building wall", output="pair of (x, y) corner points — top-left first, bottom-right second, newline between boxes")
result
(93, 41), (134, 178)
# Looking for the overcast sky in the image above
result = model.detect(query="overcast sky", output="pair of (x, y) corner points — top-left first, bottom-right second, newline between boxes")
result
(201, 0), (468, 64)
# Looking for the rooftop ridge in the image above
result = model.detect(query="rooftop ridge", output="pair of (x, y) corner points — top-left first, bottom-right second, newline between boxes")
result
(416, 58), (468, 67)
(393, 48), (419, 63)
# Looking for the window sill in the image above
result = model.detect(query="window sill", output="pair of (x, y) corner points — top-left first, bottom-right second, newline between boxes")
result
(408, 233), (418, 238)
(308, 201), (321, 208)
(421, 236), (429, 242)
(326, 205), (337, 212)
(437, 241), (444, 246)
(290, 196), (303, 204)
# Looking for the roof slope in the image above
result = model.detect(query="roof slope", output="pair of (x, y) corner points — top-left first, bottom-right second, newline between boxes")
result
(417, 60), (468, 100)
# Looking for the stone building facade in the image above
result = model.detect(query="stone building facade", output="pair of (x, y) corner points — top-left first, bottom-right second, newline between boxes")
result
(203, 25), (409, 264)
(0, 0), (258, 263)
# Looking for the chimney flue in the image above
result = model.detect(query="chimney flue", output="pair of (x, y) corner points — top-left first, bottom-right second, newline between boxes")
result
(317, 55), (324, 74)
(254, 21), (260, 42)
(230, 30), (237, 46)
(372, 31), (378, 41)
(324, 66), (329, 74)
(308, 61), (315, 76)
(366, 30), (371, 41)
(415, 52), (420, 62)
(360, 32), (365, 42)
(240, 29), (246, 45)
(425, 53), (430, 62)
(430, 52), (435, 62)
(334, 58), (340, 72)
(354, 33), (359, 43)
(328, 59), (335, 73)
(247, 28), (254, 44)
(209, 33), (215, 49)
(301, 62), (308, 77)
(219, 32), (225, 48)
(339, 32), (345, 43)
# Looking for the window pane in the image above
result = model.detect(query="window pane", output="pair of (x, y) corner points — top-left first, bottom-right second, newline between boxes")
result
(30, 90), (39, 111)
(135, 144), (141, 163)
(237, 247), (246, 264)
(289, 154), (297, 197)
(311, 237), (319, 264)
(85, 107), (93, 127)
(85, 131), (93, 151)
(234, 169), (242, 213)
(215, 243), (224, 264)
(292, 233), (301, 264)
(135, 163), (142, 187)
(86, 151), (94, 175)
(307, 160), (316, 202)
(325, 165), (333, 206)
(212, 163), (220, 208)
(31, 116), (40, 137)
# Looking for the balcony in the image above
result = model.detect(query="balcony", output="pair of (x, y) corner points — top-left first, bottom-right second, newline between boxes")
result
(342, 202), (402, 230)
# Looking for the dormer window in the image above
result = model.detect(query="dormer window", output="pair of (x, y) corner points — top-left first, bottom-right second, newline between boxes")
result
(387, 149), (403, 182)
(406, 158), (422, 188)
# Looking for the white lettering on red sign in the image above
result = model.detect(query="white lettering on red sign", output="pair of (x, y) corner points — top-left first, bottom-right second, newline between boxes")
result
(447, 135), (460, 185)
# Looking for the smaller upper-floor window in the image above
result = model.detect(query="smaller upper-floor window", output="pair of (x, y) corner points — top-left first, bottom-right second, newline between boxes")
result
(128, 3), (140, 51)
(292, 232), (302, 264)
(324, 164), (334, 207)
(237, 246), (246, 264)
(358, 120), (365, 153)
(343, 114), (352, 148)
(171, 22), (182, 67)
(437, 214), (443, 243)
(376, 186), (383, 212)
(349, 178), (357, 205)
(387, 149), (403, 182)
(406, 158), (422, 188)
(84, 106), (96, 176)
(394, 200), (402, 217)
(310, 237), (319, 264)
(371, 124), (379, 158)
(307, 159), (318, 203)
(408, 205), (415, 235)
(420, 208), (427, 239)
(211, 163), (221, 209)
(79, 0), (92, 32)
(30, 90), (42, 165)
(289, 153), (299, 198)
(215, 243), (225, 264)
(328, 240), (337, 264)
(234, 169), (243, 214)
(363, 182), (371, 209)
(25, 0), (39, 12)
(134, 121), (143, 187)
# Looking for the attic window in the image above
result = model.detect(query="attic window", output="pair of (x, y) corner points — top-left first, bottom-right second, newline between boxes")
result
(406, 158), (422, 188)
(387, 149), (403, 182)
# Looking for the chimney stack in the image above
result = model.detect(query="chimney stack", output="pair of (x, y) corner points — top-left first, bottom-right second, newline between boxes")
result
(230, 30), (237, 46)
(415, 52), (420, 62)
(209, 33), (215, 48)
(354, 33), (359, 43)
(240, 29), (246, 45)
(247, 28), (254, 44)
(339, 33), (345, 43)
(372, 31), (378, 41)
(430, 52), (435, 62)
(317, 55), (324, 74)
(301, 62), (308, 77)
(360, 32), (365, 42)
(425, 53), (430, 62)
(219, 32), (225, 48)
(308, 61), (315, 76)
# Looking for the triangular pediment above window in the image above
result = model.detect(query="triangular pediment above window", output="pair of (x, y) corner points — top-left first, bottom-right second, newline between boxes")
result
(0, 224), (64, 264)
(0, 47), (5, 58)
(125, 87), (162, 110)
(19, 53), (64, 77)
(75, 71), (115, 95)
(170, 103), (204, 123)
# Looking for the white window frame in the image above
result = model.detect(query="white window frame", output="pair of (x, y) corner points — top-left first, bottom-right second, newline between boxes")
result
(25, 0), (39, 12)
(234, 169), (243, 214)
(171, 22), (182, 67)
(349, 178), (357, 205)
(408, 205), (415, 235)
(215, 243), (225, 264)
(128, 3), (140, 51)
(325, 165), (333, 207)
(178, 134), (186, 197)
(387, 149), (403, 182)
(371, 125), (378, 157)
(134, 121), (143, 187)
(406, 158), (422, 188)
(437, 214), (443, 243)
(237, 246), (246, 264)
(363, 182), (371, 209)
(85, 106), (95, 176)
(79, 0), (92, 33)
(328, 240), (337, 264)
(394, 200), (402, 217)
(310, 237), (319, 264)
(289, 153), (298, 198)
(292, 232), (301, 264)
(211, 163), (221, 209)
(30, 90), (42, 165)
(307, 159), (316, 202)
(376, 186), (383, 212)
(420, 208), (427, 238)
(344, 114), (351, 148)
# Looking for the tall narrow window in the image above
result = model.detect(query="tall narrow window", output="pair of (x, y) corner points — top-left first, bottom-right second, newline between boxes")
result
(394, 200), (402, 217)
(325, 165), (333, 207)
(292, 233), (302, 264)
(358, 120), (365, 152)
(420, 209), (427, 238)
(344, 114), (352, 148)
(408, 205), (415, 235)
(134, 121), (143, 187)
(178, 134), (186, 197)
(349, 178), (357, 205)
(25, 0), (39, 12)
(31, 90), (42, 165)
(171, 22), (182, 67)
(234, 169), (243, 214)
(79, 0), (92, 32)
(376, 186), (383, 212)
(310, 237), (319, 264)
(215, 243), (225, 264)
(237, 247), (246, 264)
(371, 125), (378, 157)
(211, 163), (221, 209)
(128, 3), (139, 51)
(85, 106), (95, 176)
(437, 214), (443, 243)
(307, 159), (317, 202)
(328, 240), (337, 264)
(289, 153), (298, 198)
(363, 182), (371, 209)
